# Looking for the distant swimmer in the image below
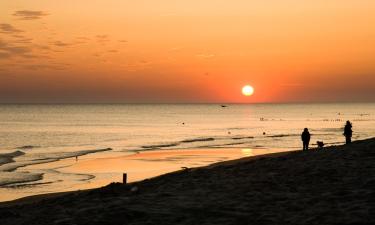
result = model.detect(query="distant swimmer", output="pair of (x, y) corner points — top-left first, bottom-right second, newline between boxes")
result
(344, 121), (353, 144)
(301, 128), (311, 151)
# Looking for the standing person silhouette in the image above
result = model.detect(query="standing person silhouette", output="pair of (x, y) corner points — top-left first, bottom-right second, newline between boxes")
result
(301, 128), (311, 151)
(344, 121), (353, 144)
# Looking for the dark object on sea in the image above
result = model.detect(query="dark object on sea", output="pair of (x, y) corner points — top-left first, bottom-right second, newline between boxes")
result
(263, 132), (266, 135)
(123, 173), (127, 184)
(221, 105), (227, 108)
(344, 121), (353, 144)
(301, 128), (311, 151)
(317, 141), (325, 149)
(228, 131), (231, 135)
(182, 122), (185, 125)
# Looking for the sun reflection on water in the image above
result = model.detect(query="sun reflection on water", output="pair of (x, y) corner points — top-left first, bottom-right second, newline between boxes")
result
(241, 148), (253, 157)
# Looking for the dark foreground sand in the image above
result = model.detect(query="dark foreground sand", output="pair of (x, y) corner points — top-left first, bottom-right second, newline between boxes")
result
(1, 139), (375, 225)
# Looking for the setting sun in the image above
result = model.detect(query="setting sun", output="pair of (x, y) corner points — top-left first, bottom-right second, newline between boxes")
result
(242, 85), (254, 96)
(0, 1), (374, 223)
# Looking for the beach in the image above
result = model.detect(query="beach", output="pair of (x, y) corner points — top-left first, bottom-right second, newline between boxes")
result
(0, 147), (290, 202)
(1, 138), (374, 225)
(2, 0), (375, 223)
(1, 103), (375, 201)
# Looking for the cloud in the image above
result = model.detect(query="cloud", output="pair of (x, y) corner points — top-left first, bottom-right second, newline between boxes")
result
(0, 39), (33, 59)
(13, 38), (33, 44)
(196, 53), (216, 59)
(12, 34), (25, 38)
(75, 37), (90, 44)
(34, 44), (51, 51)
(10, 34), (34, 44)
(13, 10), (49, 20)
(0, 52), (11, 59)
(23, 64), (66, 70)
(96, 35), (108, 39)
(76, 36), (90, 40)
(96, 35), (110, 44)
(0, 23), (23, 33)
(53, 41), (71, 47)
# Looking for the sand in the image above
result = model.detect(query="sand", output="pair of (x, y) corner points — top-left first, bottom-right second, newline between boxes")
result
(0, 147), (288, 202)
(0, 138), (375, 225)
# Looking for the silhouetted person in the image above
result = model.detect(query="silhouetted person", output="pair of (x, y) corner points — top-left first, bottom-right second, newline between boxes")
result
(344, 121), (353, 144)
(301, 128), (311, 151)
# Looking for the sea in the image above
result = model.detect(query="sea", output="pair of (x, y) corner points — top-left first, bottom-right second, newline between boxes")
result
(0, 103), (374, 200)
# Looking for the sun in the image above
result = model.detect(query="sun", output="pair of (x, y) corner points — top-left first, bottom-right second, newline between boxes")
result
(242, 85), (254, 96)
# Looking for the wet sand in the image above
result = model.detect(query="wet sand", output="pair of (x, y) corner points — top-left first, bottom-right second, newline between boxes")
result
(0, 148), (288, 202)
(1, 138), (375, 224)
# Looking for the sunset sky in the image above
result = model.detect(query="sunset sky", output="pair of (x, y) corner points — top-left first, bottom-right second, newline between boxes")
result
(0, 0), (374, 103)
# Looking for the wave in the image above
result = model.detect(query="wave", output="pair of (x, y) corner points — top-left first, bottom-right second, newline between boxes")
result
(0, 151), (25, 166)
(5, 181), (55, 188)
(0, 148), (111, 188)
(0, 172), (43, 186)
(135, 130), (355, 152)
(142, 137), (217, 149)
(32, 148), (113, 162)
(78, 174), (95, 182)
(203, 142), (246, 147)
(267, 134), (299, 138)
(181, 137), (215, 143)
(0, 148), (113, 172)
(227, 127), (248, 130)
(139, 135), (270, 151)
(311, 141), (345, 146)
(16, 145), (40, 150)
(2, 171), (96, 188)
(231, 136), (254, 140)
(135, 128), (369, 152)
(314, 128), (342, 132)
(142, 143), (179, 149)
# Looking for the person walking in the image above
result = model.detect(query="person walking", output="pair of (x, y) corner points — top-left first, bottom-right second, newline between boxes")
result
(301, 128), (311, 151)
(344, 121), (353, 144)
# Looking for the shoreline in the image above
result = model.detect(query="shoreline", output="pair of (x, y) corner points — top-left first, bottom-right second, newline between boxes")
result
(0, 147), (291, 204)
(0, 149), (295, 207)
(1, 138), (374, 224)
(0, 139), (356, 206)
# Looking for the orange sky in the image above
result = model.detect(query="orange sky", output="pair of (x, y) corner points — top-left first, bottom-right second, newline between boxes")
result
(0, 0), (374, 103)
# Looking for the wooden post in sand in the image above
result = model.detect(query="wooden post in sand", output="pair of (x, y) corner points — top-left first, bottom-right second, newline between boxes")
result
(123, 173), (127, 184)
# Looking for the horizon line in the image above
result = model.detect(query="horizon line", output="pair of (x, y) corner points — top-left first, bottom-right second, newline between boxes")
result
(0, 101), (374, 105)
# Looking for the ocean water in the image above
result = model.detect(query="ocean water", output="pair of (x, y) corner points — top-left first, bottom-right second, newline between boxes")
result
(0, 103), (375, 199)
